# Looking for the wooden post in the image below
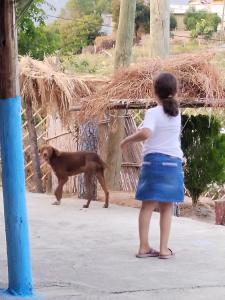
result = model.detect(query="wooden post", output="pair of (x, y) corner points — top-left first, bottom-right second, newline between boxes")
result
(150, 0), (170, 58)
(0, 0), (33, 297)
(25, 98), (44, 193)
(215, 200), (225, 225)
(150, 0), (178, 215)
(105, 0), (136, 190)
(78, 121), (98, 200)
(114, 0), (137, 70)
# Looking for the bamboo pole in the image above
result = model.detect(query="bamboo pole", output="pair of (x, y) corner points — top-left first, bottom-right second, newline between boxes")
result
(25, 97), (43, 193)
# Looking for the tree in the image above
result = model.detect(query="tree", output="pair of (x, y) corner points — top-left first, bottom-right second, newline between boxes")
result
(105, 0), (136, 190)
(113, 0), (149, 37)
(59, 14), (102, 54)
(150, 0), (170, 58)
(114, 0), (136, 70)
(18, 23), (60, 59)
(62, 0), (112, 18)
(113, 0), (176, 37)
(182, 115), (225, 205)
(17, 0), (60, 59)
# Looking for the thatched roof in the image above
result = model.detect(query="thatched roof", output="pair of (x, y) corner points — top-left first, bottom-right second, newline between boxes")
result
(19, 56), (100, 122)
(19, 52), (225, 125)
(79, 52), (225, 122)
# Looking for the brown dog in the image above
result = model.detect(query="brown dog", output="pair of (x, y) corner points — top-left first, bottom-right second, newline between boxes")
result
(39, 145), (109, 208)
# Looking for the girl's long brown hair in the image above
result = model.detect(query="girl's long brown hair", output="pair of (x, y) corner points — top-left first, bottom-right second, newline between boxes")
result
(153, 72), (179, 117)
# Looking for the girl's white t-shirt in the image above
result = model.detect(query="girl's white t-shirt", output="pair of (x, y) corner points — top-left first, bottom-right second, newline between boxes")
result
(141, 105), (183, 159)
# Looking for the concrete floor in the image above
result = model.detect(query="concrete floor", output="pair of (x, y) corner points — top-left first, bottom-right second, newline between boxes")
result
(1, 191), (225, 300)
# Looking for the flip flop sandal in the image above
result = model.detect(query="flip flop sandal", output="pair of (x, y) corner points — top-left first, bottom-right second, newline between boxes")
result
(136, 249), (159, 258)
(158, 248), (175, 259)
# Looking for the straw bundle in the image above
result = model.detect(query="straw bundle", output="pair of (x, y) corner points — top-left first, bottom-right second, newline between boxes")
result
(79, 52), (225, 122)
(19, 56), (96, 123)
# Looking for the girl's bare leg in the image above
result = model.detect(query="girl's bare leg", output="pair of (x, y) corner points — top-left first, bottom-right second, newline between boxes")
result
(159, 202), (173, 255)
(138, 201), (157, 254)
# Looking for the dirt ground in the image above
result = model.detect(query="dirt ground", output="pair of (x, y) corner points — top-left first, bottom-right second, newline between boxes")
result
(97, 191), (216, 224)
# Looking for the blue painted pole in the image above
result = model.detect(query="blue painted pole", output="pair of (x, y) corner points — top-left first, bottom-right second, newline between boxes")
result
(0, 96), (33, 297)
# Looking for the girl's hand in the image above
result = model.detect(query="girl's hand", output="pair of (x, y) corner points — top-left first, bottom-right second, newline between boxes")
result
(120, 128), (150, 151)
(120, 139), (128, 151)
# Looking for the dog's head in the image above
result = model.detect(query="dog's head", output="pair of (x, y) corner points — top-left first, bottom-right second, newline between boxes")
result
(39, 145), (59, 164)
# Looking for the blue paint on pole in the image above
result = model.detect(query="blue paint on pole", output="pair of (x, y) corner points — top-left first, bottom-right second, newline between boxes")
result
(0, 97), (33, 297)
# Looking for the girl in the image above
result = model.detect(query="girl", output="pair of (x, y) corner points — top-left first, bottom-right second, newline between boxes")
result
(120, 72), (184, 259)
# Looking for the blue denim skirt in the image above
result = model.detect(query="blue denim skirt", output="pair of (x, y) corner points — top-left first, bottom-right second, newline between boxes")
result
(136, 153), (184, 203)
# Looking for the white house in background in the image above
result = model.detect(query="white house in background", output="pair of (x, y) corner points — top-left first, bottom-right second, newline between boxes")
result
(189, 1), (224, 20)
(170, 0), (190, 30)
(101, 13), (113, 35)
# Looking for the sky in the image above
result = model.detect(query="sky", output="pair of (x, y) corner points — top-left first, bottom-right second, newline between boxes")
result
(47, 0), (66, 13)
(170, 0), (190, 4)
(43, 0), (67, 23)
(43, 0), (191, 23)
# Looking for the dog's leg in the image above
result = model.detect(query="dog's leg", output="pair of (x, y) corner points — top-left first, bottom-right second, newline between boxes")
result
(83, 172), (93, 208)
(96, 170), (109, 208)
(53, 177), (68, 205)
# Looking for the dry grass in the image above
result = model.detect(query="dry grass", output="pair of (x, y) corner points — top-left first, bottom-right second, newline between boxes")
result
(79, 51), (225, 122)
(19, 56), (97, 123)
(19, 49), (225, 125)
(60, 35), (216, 76)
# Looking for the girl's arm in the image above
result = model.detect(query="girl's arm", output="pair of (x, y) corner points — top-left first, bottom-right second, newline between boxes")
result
(120, 128), (151, 150)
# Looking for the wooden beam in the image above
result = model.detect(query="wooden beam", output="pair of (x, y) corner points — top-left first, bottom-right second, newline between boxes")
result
(69, 99), (225, 112)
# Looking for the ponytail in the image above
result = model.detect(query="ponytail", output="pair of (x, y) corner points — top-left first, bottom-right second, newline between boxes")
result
(161, 96), (179, 117)
(153, 72), (179, 117)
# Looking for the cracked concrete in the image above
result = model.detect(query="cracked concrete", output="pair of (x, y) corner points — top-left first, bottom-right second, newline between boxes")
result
(1, 190), (225, 300)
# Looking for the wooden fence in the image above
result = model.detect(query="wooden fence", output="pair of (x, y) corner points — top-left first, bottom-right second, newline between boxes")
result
(22, 108), (48, 191)
(20, 107), (225, 199)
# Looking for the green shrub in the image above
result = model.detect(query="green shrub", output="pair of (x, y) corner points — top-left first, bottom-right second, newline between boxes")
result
(170, 14), (177, 31)
(182, 115), (225, 205)
(191, 19), (214, 39)
(184, 9), (221, 39)
(59, 14), (102, 55)
(61, 56), (97, 73)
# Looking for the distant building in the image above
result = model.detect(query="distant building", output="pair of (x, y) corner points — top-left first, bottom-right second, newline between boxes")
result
(189, 0), (225, 29)
(101, 13), (113, 36)
(170, 1), (190, 30)
(171, 0), (224, 30)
